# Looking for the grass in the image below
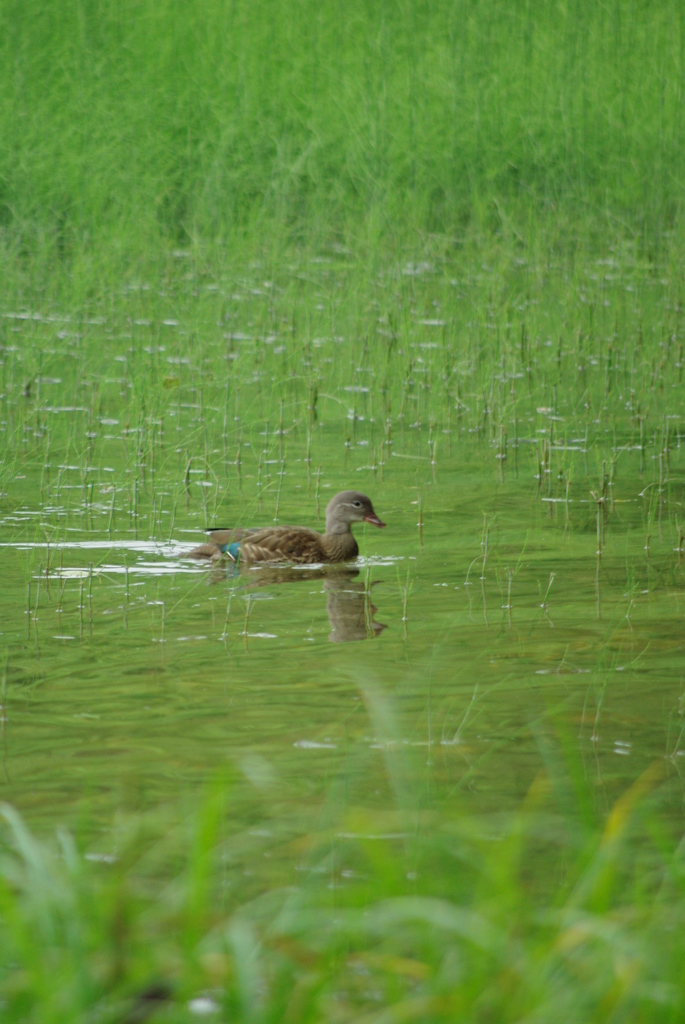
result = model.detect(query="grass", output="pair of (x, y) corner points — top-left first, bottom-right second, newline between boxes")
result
(1, 714), (685, 1023)
(1, 0), (685, 290)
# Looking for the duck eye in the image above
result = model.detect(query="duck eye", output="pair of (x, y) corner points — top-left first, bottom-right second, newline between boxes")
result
(353, 500), (362, 507)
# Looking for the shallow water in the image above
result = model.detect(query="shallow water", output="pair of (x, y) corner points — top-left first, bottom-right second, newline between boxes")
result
(2, 263), (685, 894)
(2, 439), (685, 887)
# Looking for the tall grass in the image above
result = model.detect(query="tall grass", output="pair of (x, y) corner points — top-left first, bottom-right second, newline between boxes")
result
(1, 0), (684, 287)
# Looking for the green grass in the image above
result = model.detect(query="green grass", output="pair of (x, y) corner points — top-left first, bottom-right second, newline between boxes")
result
(2, 0), (685, 292)
(1, 718), (684, 1023)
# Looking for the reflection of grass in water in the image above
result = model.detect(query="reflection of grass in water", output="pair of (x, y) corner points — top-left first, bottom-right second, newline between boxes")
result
(0, 708), (683, 1021)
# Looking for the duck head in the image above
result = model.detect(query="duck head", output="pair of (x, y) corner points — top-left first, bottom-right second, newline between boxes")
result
(325, 491), (386, 534)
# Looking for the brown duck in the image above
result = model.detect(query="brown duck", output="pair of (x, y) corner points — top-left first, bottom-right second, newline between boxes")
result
(187, 490), (385, 564)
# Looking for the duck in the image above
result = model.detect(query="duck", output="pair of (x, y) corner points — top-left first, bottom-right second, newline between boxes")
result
(187, 490), (385, 564)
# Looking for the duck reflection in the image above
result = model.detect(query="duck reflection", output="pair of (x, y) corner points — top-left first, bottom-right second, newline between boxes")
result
(324, 572), (387, 643)
(201, 564), (387, 643)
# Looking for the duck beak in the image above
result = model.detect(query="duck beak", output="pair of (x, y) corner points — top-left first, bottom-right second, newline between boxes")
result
(364, 513), (386, 528)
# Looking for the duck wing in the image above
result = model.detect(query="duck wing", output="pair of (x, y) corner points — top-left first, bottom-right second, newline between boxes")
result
(240, 526), (326, 564)
(187, 526), (263, 560)
(206, 527), (260, 548)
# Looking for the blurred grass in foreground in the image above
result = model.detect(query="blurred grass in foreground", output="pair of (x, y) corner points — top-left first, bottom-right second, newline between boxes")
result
(1, 706), (684, 1023)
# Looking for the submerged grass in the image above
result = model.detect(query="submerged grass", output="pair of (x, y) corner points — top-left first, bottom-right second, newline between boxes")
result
(2, 246), (684, 567)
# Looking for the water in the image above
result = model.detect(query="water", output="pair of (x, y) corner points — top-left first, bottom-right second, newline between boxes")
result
(2, 262), (685, 898)
(2, 437), (684, 889)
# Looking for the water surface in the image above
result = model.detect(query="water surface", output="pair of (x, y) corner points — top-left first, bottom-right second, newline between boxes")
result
(1, 262), (684, 895)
